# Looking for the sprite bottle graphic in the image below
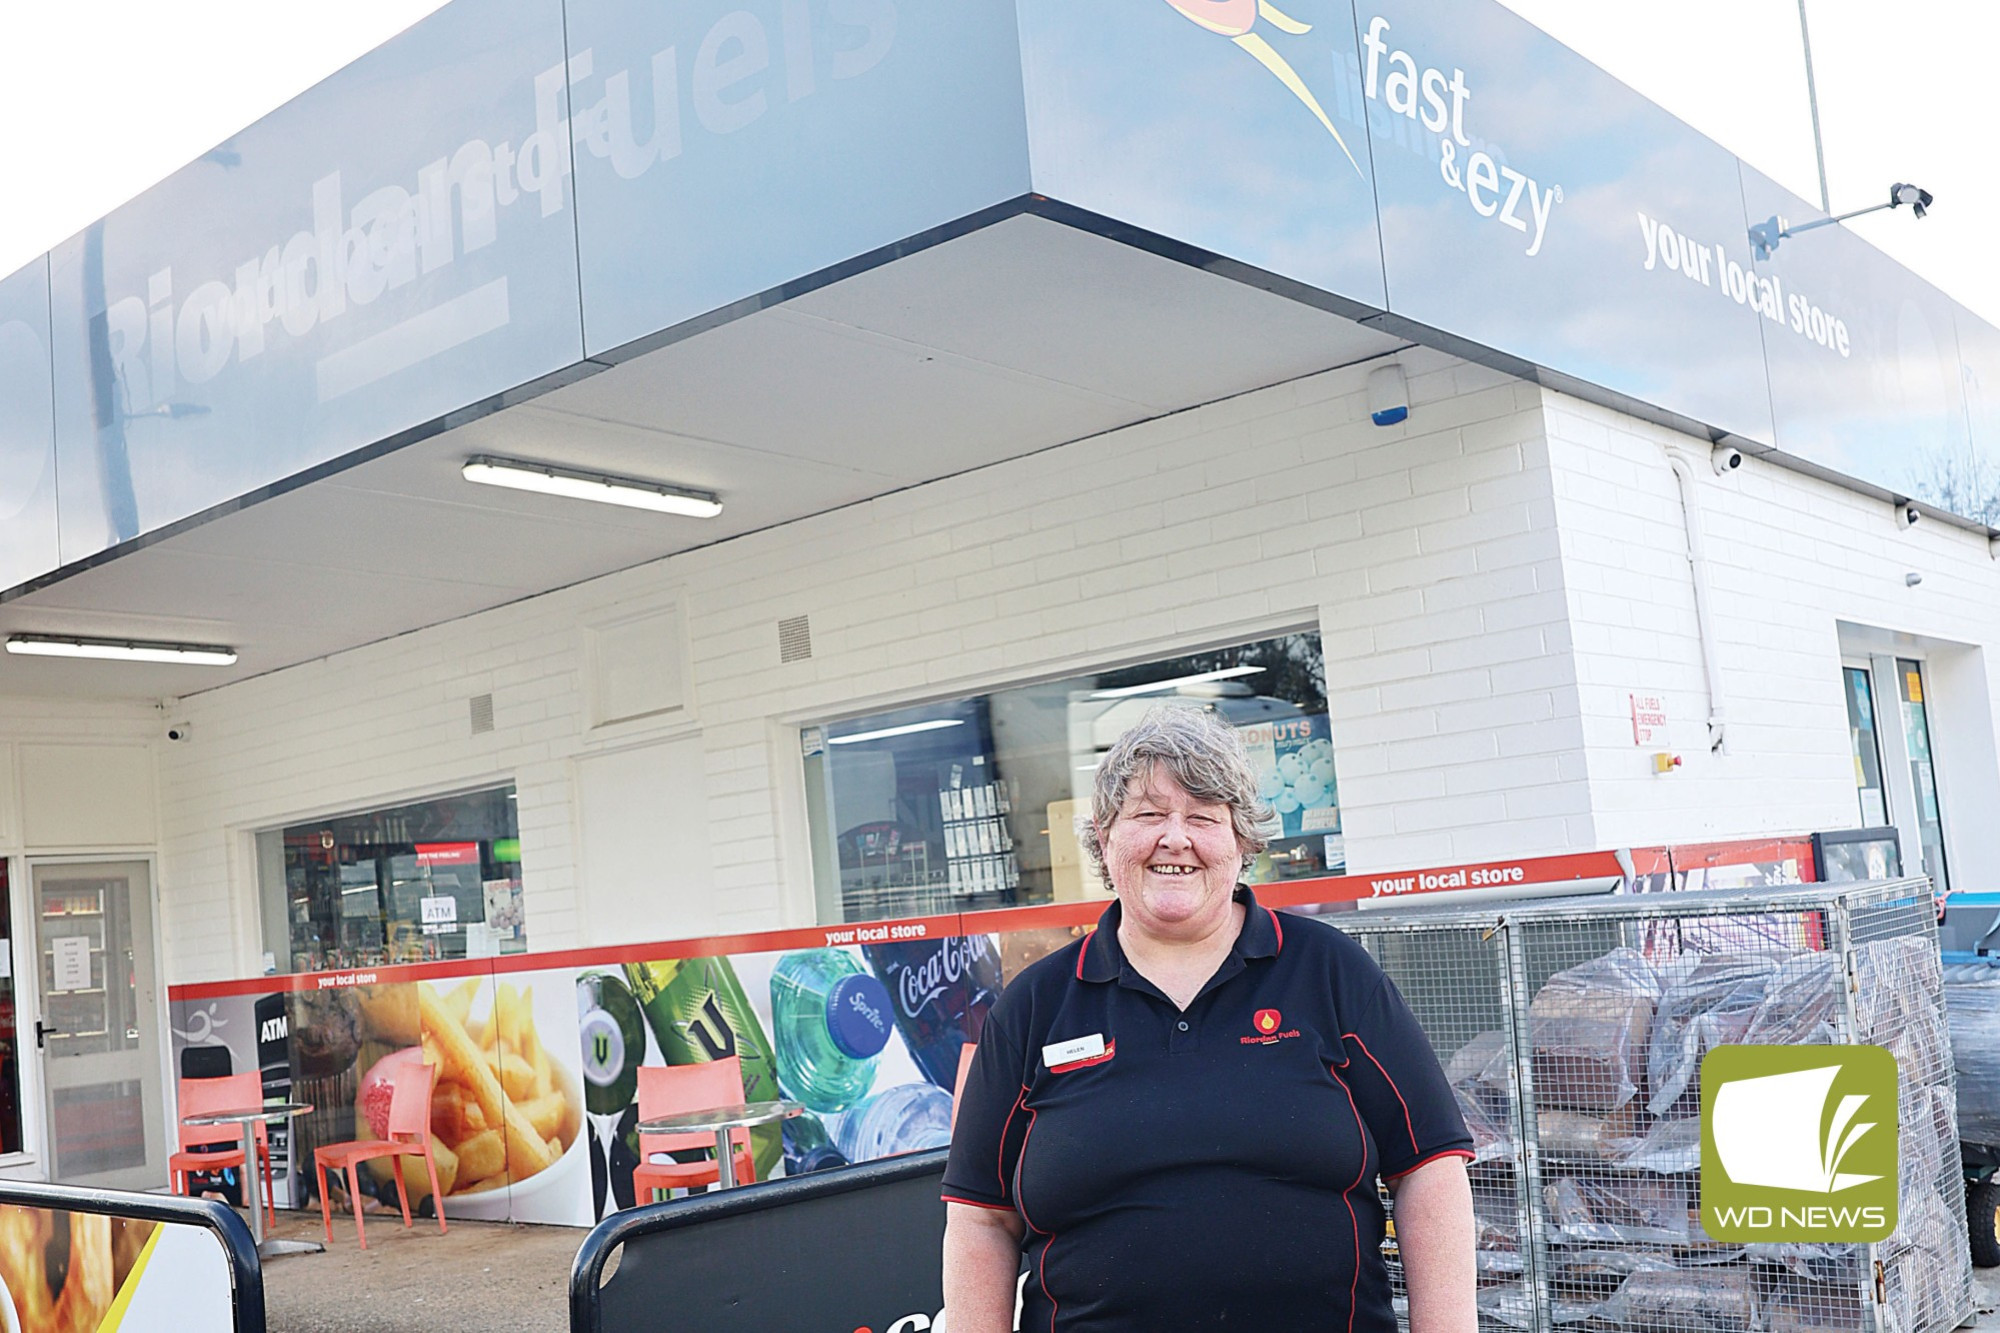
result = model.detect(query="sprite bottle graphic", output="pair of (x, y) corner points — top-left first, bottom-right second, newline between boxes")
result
(624, 956), (784, 1180)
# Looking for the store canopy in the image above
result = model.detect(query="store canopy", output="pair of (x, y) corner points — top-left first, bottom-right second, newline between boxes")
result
(1, 0), (1994, 697)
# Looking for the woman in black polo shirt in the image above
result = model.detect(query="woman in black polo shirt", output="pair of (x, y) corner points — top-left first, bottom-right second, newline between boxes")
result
(943, 705), (1476, 1332)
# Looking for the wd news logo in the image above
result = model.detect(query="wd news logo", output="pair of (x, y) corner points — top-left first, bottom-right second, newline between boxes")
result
(1699, 1045), (1898, 1242)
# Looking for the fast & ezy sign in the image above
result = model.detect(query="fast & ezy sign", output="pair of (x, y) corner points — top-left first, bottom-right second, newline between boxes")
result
(1357, 15), (1561, 257)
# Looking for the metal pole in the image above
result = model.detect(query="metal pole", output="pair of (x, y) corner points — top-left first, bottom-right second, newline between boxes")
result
(1798, 0), (1831, 213)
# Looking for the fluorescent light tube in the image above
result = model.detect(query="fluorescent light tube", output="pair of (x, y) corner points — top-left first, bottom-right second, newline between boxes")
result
(1089, 665), (1265, 699)
(5, 635), (237, 666)
(827, 719), (964, 745)
(462, 457), (722, 518)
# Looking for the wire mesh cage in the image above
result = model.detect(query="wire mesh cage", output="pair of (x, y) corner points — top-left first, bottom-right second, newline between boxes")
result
(1309, 878), (1972, 1333)
(1336, 914), (1536, 1329)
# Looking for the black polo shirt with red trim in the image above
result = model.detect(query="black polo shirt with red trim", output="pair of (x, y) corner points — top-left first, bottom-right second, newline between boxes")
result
(943, 886), (1472, 1332)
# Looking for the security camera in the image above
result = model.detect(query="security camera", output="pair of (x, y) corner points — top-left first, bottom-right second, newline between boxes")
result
(165, 723), (191, 742)
(1711, 446), (1743, 476)
(1899, 503), (1922, 530)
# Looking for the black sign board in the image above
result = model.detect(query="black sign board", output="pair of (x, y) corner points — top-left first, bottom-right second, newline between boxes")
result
(572, 1149), (951, 1333)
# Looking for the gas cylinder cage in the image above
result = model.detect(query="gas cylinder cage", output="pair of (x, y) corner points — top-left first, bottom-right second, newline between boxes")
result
(1306, 877), (1973, 1333)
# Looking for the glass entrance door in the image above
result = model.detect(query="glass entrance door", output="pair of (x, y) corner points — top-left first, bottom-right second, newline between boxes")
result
(30, 862), (165, 1187)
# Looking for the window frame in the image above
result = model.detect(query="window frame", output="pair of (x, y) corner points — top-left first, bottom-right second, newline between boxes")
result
(795, 624), (1332, 925)
(1840, 653), (1949, 894)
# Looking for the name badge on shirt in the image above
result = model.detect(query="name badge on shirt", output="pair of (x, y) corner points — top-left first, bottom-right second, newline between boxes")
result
(1044, 1034), (1108, 1071)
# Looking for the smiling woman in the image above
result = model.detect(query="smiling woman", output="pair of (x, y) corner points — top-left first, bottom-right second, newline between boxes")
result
(942, 705), (1478, 1332)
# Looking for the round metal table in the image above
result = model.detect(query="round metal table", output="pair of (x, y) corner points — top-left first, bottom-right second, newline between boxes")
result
(183, 1102), (319, 1258)
(635, 1099), (803, 1190)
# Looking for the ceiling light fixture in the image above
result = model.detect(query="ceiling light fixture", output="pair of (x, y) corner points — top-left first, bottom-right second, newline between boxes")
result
(1090, 665), (1266, 700)
(5, 635), (237, 666)
(827, 719), (964, 745)
(462, 456), (723, 518)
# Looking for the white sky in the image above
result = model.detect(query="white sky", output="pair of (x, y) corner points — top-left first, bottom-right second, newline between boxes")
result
(0, 1), (1992, 324)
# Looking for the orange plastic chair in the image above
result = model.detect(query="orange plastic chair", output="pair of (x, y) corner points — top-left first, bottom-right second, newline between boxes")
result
(171, 1073), (275, 1229)
(950, 1043), (977, 1135)
(632, 1058), (757, 1202)
(312, 1056), (448, 1249)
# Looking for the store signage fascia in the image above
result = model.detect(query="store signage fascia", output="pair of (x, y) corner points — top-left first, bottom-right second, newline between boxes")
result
(0, 260), (58, 592)
(40, 0), (586, 568)
(4, 0), (1999, 600)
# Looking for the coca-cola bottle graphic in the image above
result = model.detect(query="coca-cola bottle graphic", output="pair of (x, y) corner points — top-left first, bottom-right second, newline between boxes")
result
(863, 933), (1001, 1089)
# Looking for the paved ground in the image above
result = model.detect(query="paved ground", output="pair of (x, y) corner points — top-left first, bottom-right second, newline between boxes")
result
(1971, 1265), (2000, 1329)
(256, 1206), (2000, 1331)
(261, 1211), (578, 1333)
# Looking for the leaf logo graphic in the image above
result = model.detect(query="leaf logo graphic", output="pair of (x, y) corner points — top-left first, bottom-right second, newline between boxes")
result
(1699, 1044), (1897, 1243)
(1159, 0), (1363, 176)
(1712, 1066), (1880, 1193)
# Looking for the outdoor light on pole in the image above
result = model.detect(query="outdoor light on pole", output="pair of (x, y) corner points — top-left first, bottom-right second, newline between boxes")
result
(1750, 183), (1934, 260)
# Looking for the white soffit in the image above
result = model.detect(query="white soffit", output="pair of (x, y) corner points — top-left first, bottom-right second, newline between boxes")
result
(0, 216), (1408, 699)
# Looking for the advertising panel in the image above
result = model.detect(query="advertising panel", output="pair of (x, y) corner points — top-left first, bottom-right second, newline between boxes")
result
(44, 0), (584, 564)
(1016, 0), (1386, 313)
(577, 929), (998, 1222)
(1740, 165), (1973, 510)
(171, 925), (1007, 1226)
(0, 260), (59, 591)
(167, 991), (271, 1208)
(565, 0), (1033, 357)
(0, 1206), (233, 1332)
(1356, 0), (1775, 445)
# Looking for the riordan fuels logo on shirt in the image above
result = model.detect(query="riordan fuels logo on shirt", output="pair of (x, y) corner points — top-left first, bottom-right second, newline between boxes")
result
(1242, 1008), (1300, 1045)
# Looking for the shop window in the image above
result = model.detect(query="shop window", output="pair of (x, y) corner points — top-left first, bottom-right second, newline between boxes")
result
(1840, 657), (1949, 894)
(1895, 658), (1951, 893)
(1844, 666), (1888, 827)
(256, 787), (523, 974)
(803, 632), (1331, 924)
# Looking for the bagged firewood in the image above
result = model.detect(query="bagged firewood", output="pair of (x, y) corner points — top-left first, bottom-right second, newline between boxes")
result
(1597, 1266), (1759, 1332)
(1606, 1114), (1700, 1175)
(1449, 1031), (1517, 1160)
(1763, 1284), (1865, 1333)
(1856, 935), (1947, 1084)
(1539, 1107), (1643, 1162)
(1531, 948), (1660, 1113)
(1740, 950), (1839, 1047)
(1548, 1245), (1675, 1290)
(1646, 953), (1781, 1118)
(1544, 1175), (1695, 1245)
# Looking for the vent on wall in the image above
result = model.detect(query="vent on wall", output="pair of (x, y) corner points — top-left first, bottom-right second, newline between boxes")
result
(778, 616), (812, 664)
(469, 693), (496, 735)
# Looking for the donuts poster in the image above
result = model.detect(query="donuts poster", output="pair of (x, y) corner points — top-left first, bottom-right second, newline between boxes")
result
(1239, 714), (1338, 838)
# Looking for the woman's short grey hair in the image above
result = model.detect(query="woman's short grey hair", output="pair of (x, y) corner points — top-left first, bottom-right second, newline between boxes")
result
(1079, 704), (1273, 886)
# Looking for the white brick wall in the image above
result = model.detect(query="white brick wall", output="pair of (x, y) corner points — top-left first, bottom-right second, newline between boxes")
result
(1543, 391), (2000, 893)
(0, 700), (160, 854)
(150, 347), (1598, 983)
(43, 359), (2000, 990)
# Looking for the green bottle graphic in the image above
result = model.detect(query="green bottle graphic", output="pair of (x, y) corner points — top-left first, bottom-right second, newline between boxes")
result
(577, 972), (645, 1116)
(624, 956), (784, 1179)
